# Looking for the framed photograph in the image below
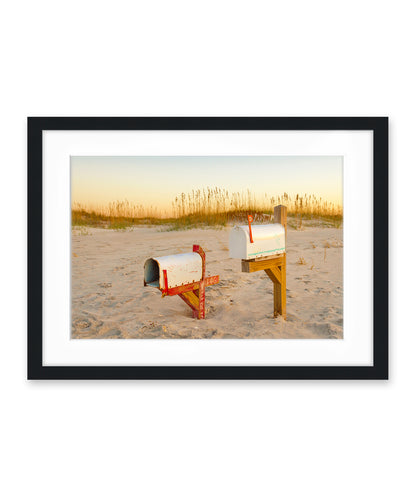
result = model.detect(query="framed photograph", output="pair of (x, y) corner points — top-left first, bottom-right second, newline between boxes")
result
(28, 117), (388, 379)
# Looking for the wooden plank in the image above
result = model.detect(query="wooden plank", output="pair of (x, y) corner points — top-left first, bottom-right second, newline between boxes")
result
(265, 267), (279, 316)
(273, 279), (279, 318)
(281, 254), (287, 319)
(274, 204), (287, 248)
(167, 274), (219, 296)
(264, 266), (283, 318)
(178, 292), (197, 310)
(168, 282), (199, 296)
(178, 293), (199, 318)
(269, 256), (286, 319)
(249, 254), (285, 262)
(264, 268), (278, 284)
(242, 255), (285, 273)
(182, 291), (200, 310)
(198, 279), (206, 319)
(193, 244), (206, 278)
(275, 270), (282, 318)
(264, 266), (282, 284)
(205, 275), (220, 286)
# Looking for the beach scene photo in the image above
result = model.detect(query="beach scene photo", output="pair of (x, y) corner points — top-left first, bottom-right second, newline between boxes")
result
(71, 156), (343, 339)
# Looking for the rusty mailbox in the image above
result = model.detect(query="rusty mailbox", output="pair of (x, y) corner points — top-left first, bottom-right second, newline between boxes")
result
(144, 245), (219, 319)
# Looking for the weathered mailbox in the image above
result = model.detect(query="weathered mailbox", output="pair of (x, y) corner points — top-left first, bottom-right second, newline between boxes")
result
(144, 252), (203, 289)
(229, 206), (287, 319)
(144, 245), (219, 319)
(229, 223), (286, 260)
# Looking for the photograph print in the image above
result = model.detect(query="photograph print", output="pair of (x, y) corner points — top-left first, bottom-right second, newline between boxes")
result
(71, 155), (343, 340)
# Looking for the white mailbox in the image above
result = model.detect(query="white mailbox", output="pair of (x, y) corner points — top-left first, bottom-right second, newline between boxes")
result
(143, 245), (219, 319)
(229, 223), (286, 260)
(144, 252), (203, 290)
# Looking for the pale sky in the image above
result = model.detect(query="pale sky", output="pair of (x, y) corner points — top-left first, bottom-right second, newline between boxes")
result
(71, 156), (343, 213)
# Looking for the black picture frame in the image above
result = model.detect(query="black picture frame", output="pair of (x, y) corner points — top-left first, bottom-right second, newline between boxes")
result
(28, 117), (388, 380)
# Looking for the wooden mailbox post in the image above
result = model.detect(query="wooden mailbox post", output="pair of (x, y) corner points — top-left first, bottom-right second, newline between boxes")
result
(240, 205), (287, 319)
(174, 245), (219, 319)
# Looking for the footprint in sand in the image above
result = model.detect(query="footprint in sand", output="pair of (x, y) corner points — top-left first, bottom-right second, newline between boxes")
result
(98, 282), (112, 288)
(74, 318), (91, 329)
(97, 328), (123, 338)
(113, 266), (125, 272)
(72, 313), (104, 337)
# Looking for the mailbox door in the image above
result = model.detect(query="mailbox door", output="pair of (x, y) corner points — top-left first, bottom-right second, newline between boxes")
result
(144, 252), (203, 289)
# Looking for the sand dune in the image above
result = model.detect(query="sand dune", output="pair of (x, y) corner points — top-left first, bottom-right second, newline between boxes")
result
(71, 225), (343, 339)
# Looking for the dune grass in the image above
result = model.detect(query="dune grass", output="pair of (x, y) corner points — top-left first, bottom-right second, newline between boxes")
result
(72, 189), (342, 230)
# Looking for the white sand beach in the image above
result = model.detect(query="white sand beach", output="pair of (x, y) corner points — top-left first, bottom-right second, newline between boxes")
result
(71, 224), (343, 339)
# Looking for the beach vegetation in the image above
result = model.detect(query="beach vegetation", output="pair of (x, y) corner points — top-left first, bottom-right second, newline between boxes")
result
(71, 189), (342, 230)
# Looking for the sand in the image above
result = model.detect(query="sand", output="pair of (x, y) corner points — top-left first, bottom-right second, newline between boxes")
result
(71, 224), (343, 339)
